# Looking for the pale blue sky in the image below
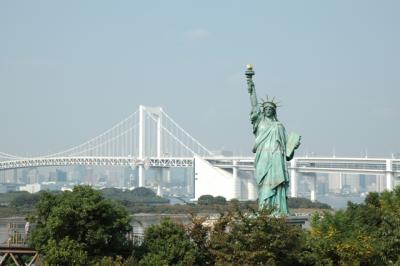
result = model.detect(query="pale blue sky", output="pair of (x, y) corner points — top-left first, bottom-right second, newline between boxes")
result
(1, 0), (399, 157)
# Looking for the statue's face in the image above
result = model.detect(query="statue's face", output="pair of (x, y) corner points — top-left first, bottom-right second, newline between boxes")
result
(263, 105), (276, 118)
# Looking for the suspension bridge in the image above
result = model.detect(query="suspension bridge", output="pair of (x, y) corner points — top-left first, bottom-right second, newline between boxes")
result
(0, 106), (211, 187)
(0, 106), (399, 202)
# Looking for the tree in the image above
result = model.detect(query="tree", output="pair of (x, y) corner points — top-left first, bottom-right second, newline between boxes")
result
(43, 237), (89, 265)
(305, 210), (382, 265)
(29, 185), (132, 265)
(101, 187), (169, 204)
(197, 195), (215, 205)
(213, 196), (227, 205)
(198, 195), (227, 205)
(131, 187), (157, 198)
(187, 215), (214, 265)
(208, 208), (305, 265)
(302, 188), (400, 265)
(9, 191), (41, 208)
(304, 192), (387, 265)
(375, 187), (400, 264)
(136, 219), (201, 265)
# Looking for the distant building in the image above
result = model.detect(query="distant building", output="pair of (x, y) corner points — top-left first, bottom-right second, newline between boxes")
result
(328, 173), (342, 193)
(56, 170), (67, 182)
(19, 183), (41, 193)
(85, 167), (95, 185)
(20, 182), (60, 193)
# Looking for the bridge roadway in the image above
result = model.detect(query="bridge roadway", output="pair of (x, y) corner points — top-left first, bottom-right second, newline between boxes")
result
(207, 156), (400, 174)
(0, 156), (194, 170)
(0, 156), (399, 175)
(207, 156), (400, 198)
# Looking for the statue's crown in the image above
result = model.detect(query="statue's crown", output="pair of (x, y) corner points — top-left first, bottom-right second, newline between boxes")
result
(260, 96), (280, 109)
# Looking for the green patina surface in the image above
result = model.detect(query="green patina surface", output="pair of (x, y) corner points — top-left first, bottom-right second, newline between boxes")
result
(245, 65), (301, 216)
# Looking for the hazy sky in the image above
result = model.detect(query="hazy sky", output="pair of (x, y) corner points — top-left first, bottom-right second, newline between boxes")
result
(1, 1), (399, 158)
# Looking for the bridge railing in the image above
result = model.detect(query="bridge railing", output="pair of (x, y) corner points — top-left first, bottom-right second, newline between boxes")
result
(393, 161), (400, 172)
(296, 161), (387, 171)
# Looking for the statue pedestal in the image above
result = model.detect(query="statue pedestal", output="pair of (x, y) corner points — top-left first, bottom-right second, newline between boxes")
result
(285, 216), (309, 228)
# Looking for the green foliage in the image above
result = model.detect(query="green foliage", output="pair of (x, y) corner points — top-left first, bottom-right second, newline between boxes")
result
(29, 185), (132, 265)
(187, 215), (214, 265)
(43, 237), (89, 266)
(130, 187), (157, 198)
(197, 195), (215, 205)
(208, 208), (305, 265)
(9, 191), (41, 208)
(0, 191), (27, 205)
(131, 189), (400, 265)
(101, 187), (169, 205)
(93, 256), (125, 266)
(376, 187), (400, 264)
(0, 190), (61, 218)
(213, 196), (227, 205)
(305, 189), (400, 265)
(0, 189), (331, 219)
(136, 219), (200, 266)
(306, 210), (382, 265)
(11, 184), (400, 265)
(198, 195), (227, 205)
(0, 205), (20, 217)
(133, 207), (307, 265)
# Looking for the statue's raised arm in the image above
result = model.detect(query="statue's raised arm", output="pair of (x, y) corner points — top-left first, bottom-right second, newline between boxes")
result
(246, 65), (261, 134)
(245, 64), (258, 113)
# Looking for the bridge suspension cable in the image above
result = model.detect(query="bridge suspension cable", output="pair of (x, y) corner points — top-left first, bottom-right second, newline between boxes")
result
(144, 109), (211, 157)
(42, 110), (139, 158)
(0, 152), (23, 160)
(0, 106), (211, 160)
(160, 109), (211, 156)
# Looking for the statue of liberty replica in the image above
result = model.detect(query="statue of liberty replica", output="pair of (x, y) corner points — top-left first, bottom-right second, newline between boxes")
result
(246, 65), (301, 216)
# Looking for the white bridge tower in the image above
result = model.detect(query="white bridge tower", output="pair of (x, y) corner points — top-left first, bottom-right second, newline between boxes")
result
(138, 105), (163, 187)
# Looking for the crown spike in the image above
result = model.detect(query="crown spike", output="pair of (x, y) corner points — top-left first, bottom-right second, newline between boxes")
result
(260, 94), (280, 109)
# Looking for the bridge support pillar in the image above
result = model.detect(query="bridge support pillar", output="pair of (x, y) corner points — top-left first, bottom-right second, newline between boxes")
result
(310, 175), (317, 202)
(232, 160), (240, 200)
(138, 105), (145, 187)
(164, 167), (171, 183)
(138, 165), (145, 187)
(339, 173), (344, 191)
(290, 159), (298, 197)
(386, 159), (394, 191)
(247, 176), (257, 201)
(157, 183), (162, 196)
(375, 175), (381, 192)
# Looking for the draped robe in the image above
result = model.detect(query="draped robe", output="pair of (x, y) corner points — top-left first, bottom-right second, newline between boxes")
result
(251, 110), (290, 215)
